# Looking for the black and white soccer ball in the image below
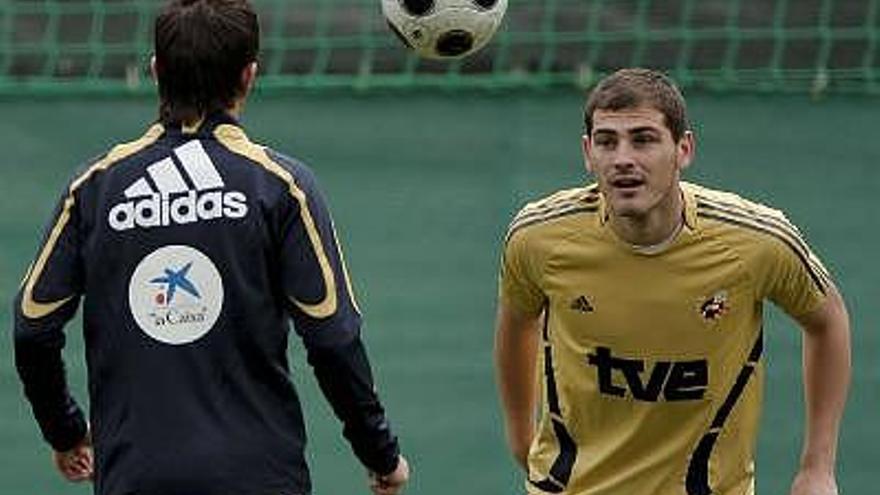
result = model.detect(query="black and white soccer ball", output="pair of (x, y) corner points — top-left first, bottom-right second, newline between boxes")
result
(382, 0), (508, 60)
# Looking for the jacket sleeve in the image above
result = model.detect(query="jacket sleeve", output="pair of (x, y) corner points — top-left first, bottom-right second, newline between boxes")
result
(270, 151), (400, 474)
(306, 337), (400, 475)
(13, 184), (87, 452)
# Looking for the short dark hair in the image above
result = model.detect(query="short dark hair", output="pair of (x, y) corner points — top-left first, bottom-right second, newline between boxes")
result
(584, 68), (689, 142)
(154, 0), (260, 124)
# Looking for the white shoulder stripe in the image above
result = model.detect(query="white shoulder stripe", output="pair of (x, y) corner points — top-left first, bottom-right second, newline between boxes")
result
(147, 157), (189, 195)
(175, 140), (224, 190)
(124, 177), (155, 198)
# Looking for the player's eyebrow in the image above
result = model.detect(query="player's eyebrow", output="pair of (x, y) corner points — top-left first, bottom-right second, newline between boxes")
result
(627, 126), (662, 135)
(591, 128), (618, 136)
(592, 123), (664, 135)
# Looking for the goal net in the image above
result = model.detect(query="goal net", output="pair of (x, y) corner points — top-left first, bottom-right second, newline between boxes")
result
(1, 0), (876, 95)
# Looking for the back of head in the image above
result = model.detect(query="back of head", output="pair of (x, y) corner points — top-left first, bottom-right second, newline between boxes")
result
(154, 0), (259, 125)
(584, 68), (689, 142)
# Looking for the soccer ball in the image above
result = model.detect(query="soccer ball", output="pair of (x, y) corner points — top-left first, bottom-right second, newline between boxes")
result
(381, 0), (508, 60)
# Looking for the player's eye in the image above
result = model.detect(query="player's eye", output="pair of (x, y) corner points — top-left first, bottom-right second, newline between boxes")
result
(632, 134), (658, 146)
(593, 136), (616, 149)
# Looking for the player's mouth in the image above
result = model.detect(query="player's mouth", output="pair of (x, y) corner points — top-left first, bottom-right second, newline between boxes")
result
(609, 176), (645, 193)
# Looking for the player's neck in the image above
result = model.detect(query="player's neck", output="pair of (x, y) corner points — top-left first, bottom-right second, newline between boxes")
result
(180, 104), (243, 131)
(228, 98), (245, 119)
(608, 186), (685, 248)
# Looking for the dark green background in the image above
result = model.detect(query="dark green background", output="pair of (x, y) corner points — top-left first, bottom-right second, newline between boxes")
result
(1, 92), (877, 494)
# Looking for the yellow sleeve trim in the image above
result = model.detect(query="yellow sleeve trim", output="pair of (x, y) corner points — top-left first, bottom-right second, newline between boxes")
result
(331, 221), (362, 315)
(214, 124), (342, 319)
(21, 124), (164, 319)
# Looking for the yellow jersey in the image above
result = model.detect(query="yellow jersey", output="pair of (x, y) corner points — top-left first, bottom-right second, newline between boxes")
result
(499, 182), (831, 495)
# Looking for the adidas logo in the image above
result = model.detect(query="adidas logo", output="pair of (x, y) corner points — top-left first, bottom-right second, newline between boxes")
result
(108, 140), (248, 231)
(570, 295), (594, 313)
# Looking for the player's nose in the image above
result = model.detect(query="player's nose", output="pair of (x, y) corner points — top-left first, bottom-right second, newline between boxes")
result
(611, 151), (637, 171)
(609, 141), (638, 169)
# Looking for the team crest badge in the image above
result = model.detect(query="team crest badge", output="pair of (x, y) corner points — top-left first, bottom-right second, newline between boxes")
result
(700, 291), (728, 321)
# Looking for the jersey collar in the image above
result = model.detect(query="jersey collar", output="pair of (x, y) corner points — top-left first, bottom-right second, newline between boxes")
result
(162, 111), (242, 139)
(681, 181), (699, 231)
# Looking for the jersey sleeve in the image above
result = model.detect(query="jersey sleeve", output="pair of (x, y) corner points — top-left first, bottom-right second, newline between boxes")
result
(13, 181), (88, 452)
(756, 214), (832, 319)
(269, 153), (362, 348)
(269, 152), (400, 473)
(498, 221), (546, 316)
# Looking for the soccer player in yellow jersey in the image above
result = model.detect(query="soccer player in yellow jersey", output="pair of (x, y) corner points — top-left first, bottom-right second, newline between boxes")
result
(494, 68), (851, 495)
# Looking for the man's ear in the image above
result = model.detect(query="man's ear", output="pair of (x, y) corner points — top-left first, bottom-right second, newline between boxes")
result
(240, 61), (258, 95)
(150, 55), (158, 84)
(582, 134), (594, 174)
(677, 130), (696, 171)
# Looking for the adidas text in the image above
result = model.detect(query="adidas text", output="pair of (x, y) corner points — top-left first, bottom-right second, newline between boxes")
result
(109, 191), (248, 231)
(107, 139), (249, 231)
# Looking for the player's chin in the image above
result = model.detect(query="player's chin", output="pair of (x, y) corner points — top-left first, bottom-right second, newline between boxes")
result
(608, 196), (648, 218)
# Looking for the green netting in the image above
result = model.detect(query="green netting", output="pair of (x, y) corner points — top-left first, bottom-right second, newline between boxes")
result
(0, 0), (878, 95)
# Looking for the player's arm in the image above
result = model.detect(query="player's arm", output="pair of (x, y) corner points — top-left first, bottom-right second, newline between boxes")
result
(494, 301), (542, 469)
(494, 220), (547, 470)
(305, 337), (408, 492)
(270, 154), (406, 490)
(789, 284), (850, 495)
(13, 183), (91, 480)
(758, 212), (851, 495)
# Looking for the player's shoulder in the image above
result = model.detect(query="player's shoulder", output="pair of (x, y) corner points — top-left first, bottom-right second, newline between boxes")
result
(259, 147), (325, 200)
(688, 182), (788, 222)
(687, 181), (807, 255)
(69, 123), (166, 194)
(211, 123), (322, 193)
(505, 183), (601, 245)
(264, 148), (316, 183)
(689, 182), (796, 230)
